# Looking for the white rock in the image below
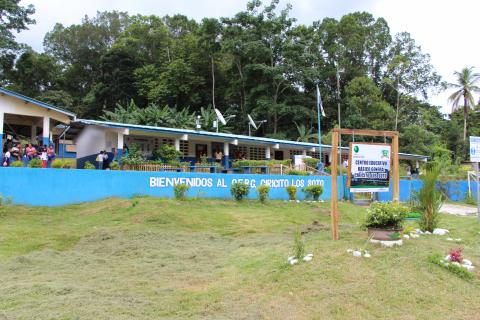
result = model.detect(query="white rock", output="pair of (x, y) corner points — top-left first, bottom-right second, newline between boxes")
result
(403, 234), (410, 239)
(287, 256), (295, 262)
(353, 251), (362, 257)
(424, 231), (431, 235)
(452, 261), (461, 267)
(446, 237), (453, 241)
(464, 265), (475, 272)
(381, 239), (403, 247)
(433, 228), (449, 235)
(305, 253), (313, 258)
(303, 256), (313, 262)
(289, 259), (298, 265)
(463, 259), (473, 266)
(415, 229), (424, 234)
(363, 253), (371, 258)
(445, 255), (451, 261)
(347, 249), (353, 253)
(296, 200), (300, 203)
(455, 238), (462, 242)
(410, 234), (420, 239)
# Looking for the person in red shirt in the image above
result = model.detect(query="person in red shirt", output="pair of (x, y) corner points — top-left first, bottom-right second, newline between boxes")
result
(26, 144), (37, 160)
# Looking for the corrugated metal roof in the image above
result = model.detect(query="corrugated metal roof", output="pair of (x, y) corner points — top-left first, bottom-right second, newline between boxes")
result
(0, 87), (76, 118)
(74, 118), (429, 161)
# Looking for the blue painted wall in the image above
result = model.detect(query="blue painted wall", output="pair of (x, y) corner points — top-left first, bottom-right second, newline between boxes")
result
(0, 168), (342, 206)
(0, 168), (476, 206)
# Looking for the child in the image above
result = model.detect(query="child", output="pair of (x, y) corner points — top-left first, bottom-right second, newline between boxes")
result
(40, 145), (48, 168)
(3, 150), (11, 167)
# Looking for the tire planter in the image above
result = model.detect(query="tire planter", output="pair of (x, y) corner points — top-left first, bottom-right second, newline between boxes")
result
(368, 227), (403, 241)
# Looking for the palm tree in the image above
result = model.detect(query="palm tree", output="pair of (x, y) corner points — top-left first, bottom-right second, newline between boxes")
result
(448, 67), (480, 140)
(294, 122), (317, 142)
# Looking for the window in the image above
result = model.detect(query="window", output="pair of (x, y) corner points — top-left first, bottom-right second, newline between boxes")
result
(249, 146), (265, 160)
(289, 150), (303, 157)
(162, 138), (174, 146)
(180, 140), (189, 156)
(232, 145), (248, 159)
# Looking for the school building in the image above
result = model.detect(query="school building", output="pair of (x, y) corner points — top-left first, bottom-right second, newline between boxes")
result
(0, 87), (429, 170)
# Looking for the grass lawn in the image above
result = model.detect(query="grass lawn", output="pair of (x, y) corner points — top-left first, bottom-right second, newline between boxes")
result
(0, 197), (479, 319)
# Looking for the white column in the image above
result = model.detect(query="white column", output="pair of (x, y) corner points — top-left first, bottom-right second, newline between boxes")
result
(31, 124), (37, 142)
(42, 116), (50, 145)
(223, 142), (229, 156)
(0, 111), (4, 137)
(265, 147), (271, 159)
(302, 149), (307, 156)
(117, 132), (124, 149)
(174, 138), (180, 151)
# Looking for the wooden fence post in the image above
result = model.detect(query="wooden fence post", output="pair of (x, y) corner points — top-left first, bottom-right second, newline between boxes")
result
(330, 130), (339, 240)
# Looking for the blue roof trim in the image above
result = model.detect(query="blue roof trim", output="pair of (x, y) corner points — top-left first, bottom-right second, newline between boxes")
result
(75, 119), (429, 160)
(0, 87), (76, 118)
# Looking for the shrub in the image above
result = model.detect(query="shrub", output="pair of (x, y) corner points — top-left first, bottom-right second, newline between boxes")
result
(174, 183), (190, 200)
(287, 169), (310, 176)
(303, 185), (323, 201)
(232, 159), (292, 168)
(414, 163), (444, 232)
(153, 144), (182, 163)
(28, 158), (42, 168)
(122, 143), (145, 165)
(10, 161), (23, 167)
(109, 161), (120, 170)
(51, 159), (71, 169)
(464, 194), (477, 206)
(364, 202), (409, 229)
(230, 182), (250, 201)
(286, 186), (297, 201)
(257, 185), (270, 203)
(303, 157), (320, 168)
(293, 229), (305, 260)
(84, 161), (96, 169)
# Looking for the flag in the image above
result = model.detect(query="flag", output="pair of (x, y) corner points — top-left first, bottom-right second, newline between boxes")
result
(316, 84), (326, 117)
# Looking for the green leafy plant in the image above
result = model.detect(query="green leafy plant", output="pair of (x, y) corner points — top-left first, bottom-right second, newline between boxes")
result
(28, 158), (42, 168)
(230, 182), (250, 201)
(287, 169), (310, 176)
(303, 157), (320, 168)
(200, 154), (209, 164)
(464, 194), (477, 206)
(51, 159), (71, 169)
(10, 161), (23, 167)
(302, 185), (323, 201)
(232, 159), (292, 168)
(257, 185), (270, 203)
(364, 201), (409, 229)
(109, 161), (120, 170)
(121, 143), (145, 165)
(153, 144), (182, 163)
(83, 161), (96, 169)
(286, 186), (297, 201)
(293, 229), (305, 260)
(428, 253), (474, 281)
(414, 162), (444, 232)
(174, 183), (190, 200)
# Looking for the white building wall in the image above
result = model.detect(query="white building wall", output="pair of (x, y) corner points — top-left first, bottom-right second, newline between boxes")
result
(76, 126), (106, 158)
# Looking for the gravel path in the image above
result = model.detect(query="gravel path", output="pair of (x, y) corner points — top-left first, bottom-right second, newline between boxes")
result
(440, 203), (478, 216)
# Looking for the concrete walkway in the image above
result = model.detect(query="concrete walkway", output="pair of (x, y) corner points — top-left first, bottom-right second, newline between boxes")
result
(440, 203), (478, 216)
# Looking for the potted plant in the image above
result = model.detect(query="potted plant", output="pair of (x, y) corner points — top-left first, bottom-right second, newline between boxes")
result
(364, 202), (409, 241)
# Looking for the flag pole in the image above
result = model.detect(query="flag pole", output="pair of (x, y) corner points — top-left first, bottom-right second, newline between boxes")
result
(316, 84), (323, 170)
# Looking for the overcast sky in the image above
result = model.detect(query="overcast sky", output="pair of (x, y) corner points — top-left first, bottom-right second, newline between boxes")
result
(16, 0), (480, 114)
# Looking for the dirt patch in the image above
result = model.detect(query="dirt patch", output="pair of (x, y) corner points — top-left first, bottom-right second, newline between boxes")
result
(301, 220), (329, 235)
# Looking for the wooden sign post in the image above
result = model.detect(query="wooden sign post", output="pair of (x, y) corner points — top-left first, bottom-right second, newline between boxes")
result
(330, 128), (399, 240)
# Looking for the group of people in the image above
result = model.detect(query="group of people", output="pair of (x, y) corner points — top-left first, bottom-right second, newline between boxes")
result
(96, 150), (110, 170)
(2, 136), (56, 168)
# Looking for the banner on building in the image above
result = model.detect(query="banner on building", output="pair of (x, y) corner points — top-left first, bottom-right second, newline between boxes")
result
(348, 142), (391, 193)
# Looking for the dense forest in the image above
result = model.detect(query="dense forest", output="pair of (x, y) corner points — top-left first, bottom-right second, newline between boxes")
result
(1, 0), (480, 163)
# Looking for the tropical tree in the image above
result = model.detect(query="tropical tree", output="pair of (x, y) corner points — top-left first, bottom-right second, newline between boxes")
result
(448, 67), (480, 140)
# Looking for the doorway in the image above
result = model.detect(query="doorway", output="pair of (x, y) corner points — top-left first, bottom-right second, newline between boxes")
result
(274, 150), (284, 160)
(195, 144), (208, 161)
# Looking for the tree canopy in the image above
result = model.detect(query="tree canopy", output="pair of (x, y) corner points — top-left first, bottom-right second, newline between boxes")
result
(4, 0), (480, 162)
